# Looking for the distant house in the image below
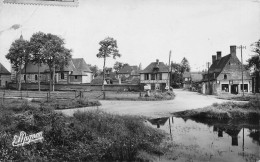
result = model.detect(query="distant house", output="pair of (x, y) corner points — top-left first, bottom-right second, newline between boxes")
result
(17, 58), (92, 84)
(201, 46), (252, 95)
(183, 71), (203, 89)
(117, 65), (140, 84)
(0, 63), (11, 88)
(140, 59), (169, 91)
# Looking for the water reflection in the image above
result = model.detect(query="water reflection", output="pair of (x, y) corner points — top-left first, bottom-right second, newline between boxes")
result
(147, 117), (259, 162)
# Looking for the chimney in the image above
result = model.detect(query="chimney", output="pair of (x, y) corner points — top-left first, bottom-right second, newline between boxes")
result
(230, 45), (236, 56)
(156, 59), (159, 65)
(212, 55), (216, 63)
(217, 51), (222, 60)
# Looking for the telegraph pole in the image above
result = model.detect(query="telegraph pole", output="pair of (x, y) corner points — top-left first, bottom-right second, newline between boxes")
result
(168, 50), (172, 89)
(237, 45), (246, 96)
(207, 62), (210, 95)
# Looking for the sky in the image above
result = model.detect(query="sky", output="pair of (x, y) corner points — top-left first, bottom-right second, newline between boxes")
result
(0, 0), (260, 72)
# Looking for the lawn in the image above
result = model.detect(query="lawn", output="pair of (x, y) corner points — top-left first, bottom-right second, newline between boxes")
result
(0, 99), (166, 161)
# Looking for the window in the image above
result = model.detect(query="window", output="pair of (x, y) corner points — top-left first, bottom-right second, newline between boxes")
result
(240, 84), (248, 92)
(75, 76), (78, 79)
(157, 73), (162, 80)
(24, 75), (26, 81)
(144, 74), (149, 80)
(61, 73), (65, 79)
(35, 75), (38, 81)
(224, 74), (227, 80)
(151, 74), (155, 80)
(221, 84), (229, 92)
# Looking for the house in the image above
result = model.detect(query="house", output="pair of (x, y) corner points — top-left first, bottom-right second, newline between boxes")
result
(17, 58), (92, 84)
(183, 71), (203, 89)
(140, 59), (169, 91)
(0, 63), (11, 88)
(201, 45), (252, 95)
(117, 65), (140, 84)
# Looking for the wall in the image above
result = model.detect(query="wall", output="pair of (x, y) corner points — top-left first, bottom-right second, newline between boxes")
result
(8, 83), (140, 91)
(0, 75), (11, 87)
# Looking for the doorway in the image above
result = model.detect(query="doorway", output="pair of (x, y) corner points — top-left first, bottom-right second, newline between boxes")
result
(231, 84), (238, 94)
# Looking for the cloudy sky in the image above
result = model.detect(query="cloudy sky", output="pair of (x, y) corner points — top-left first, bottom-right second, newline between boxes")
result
(0, 0), (260, 71)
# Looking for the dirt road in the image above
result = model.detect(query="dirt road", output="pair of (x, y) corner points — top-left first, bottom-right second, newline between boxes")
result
(60, 89), (231, 117)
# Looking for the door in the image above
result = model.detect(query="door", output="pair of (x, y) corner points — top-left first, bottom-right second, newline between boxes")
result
(231, 84), (238, 94)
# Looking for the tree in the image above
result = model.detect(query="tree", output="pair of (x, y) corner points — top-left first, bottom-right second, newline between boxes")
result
(171, 63), (183, 88)
(113, 61), (129, 72)
(248, 39), (260, 93)
(87, 64), (101, 77)
(29, 32), (47, 91)
(180, 57), (191, 73)
(96, 37), (121, 96)
(41, 33), (72, 91)
(6, 35), (30, 91)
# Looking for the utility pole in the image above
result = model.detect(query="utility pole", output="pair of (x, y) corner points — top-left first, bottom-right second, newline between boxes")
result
(207, 62), (210, 95)
(167, 50), (172, 89)
(237, 45), (246, 96)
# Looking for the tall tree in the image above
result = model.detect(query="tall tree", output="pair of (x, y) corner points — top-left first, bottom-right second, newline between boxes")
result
(41, 33), (72, 91)
(29, 32), (47, 91)
(96, 37), (121, 96)
(6, 35), (30, 91)
(180, 57), (191, 73)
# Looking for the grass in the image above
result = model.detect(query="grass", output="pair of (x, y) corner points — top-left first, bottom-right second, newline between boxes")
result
(104, 90), (176, 101)
(173, 98), (260, 120)
(0, 99), (166, 161)
(217, 93), (259, 101)
(31, 97), (101, 110)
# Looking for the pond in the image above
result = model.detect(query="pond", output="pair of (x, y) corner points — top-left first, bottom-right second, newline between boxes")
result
(147, 117), (259, 162)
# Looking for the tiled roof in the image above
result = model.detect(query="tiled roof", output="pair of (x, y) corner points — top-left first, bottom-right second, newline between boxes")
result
(183, 71), (191, 78)
(190, 72), (203, 82)
(0, 63), (11, 75)
(21, 58), (91, 74)
(118, 65), (140, 75)
(206, 54), (231, 80)
(140, 62), (169, 73)
(72, 58), (92, 73)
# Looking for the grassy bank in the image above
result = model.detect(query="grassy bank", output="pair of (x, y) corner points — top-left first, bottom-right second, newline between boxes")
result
(173, 98), (260, 120)
(0, 99), (166, 161)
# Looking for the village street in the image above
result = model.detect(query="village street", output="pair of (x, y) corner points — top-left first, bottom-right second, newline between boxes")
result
(60, 89), (232, 118)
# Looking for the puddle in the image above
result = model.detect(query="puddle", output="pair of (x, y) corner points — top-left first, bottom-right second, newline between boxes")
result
(147, 117), (260, 162)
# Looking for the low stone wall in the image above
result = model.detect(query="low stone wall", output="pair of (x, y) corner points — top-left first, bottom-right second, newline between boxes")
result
(8, 83), (141, 91)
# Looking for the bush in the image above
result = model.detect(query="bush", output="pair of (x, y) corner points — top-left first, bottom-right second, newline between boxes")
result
(0, 103), (166, 161)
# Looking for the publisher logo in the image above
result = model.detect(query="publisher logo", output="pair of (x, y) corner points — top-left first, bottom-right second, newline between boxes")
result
(12, 131), (44, 147)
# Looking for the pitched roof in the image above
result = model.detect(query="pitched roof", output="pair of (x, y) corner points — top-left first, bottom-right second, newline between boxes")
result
(71, 58), (92, 73)
(140, 62), (169, 73)
(0, 63), (11, 75)
(118, 65), (140, 75)
(206, 54), (232, 81)
(21, 58), (91, 74)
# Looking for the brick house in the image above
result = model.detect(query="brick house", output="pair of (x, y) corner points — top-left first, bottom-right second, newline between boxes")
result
(140, 59), (169, 91)
(17, 58), (92, 84)
(0, 63), (11, 88)
(201, 45), (252, 95)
